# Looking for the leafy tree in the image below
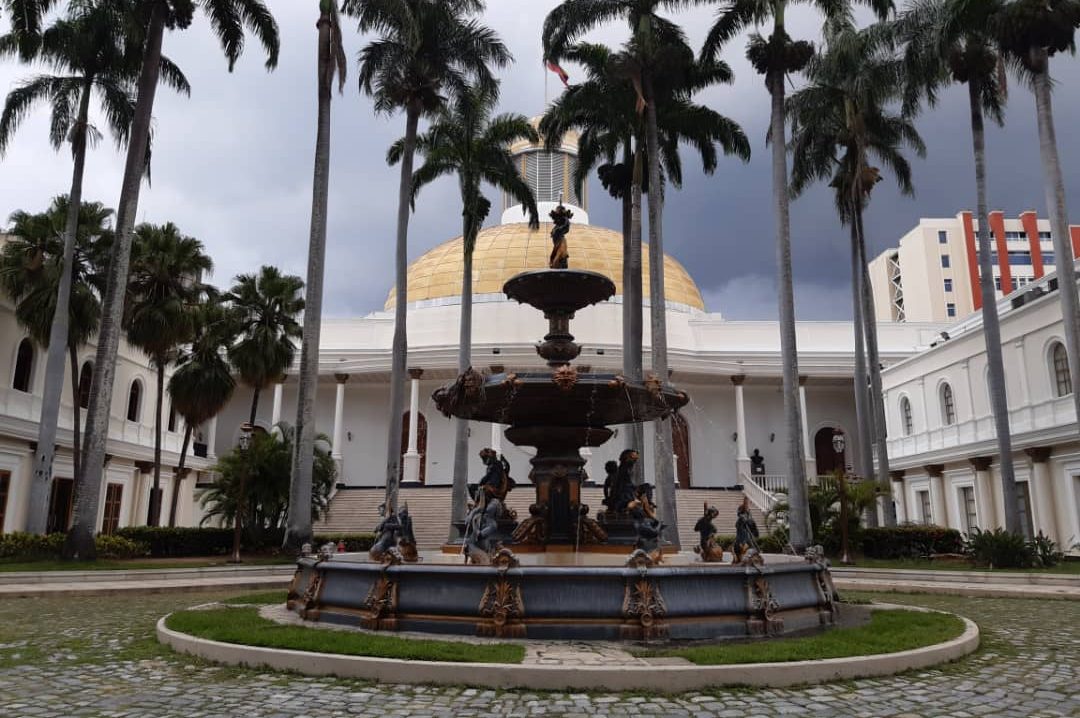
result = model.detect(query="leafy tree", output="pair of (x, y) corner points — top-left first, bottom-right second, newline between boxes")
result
(285, 0), (347, 551)
(0, 0), (187, 535)
(0, 197), (111, 492)
(227, 265), (304, 425)
(346, 0), (510, 513)
(898, 0), (1022, 533)
(124, 221), (214, 525)
(700, 0), (894, 550)
(201, 424), (335, 548)
(167, 297), (236, 526)
(51, 0), (280, 560)
(392, 84), (539, 539)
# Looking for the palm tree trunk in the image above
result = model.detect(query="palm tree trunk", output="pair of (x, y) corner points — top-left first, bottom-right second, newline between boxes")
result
(1032, 58), (1080, 447)
(642, 76), (678, 547)
(849, 222), (873, 484)
(286, 7), (335, 551)
(148, 361), (165, 526)
(168, 422), (192, 527)
(69, 346), (81, 484)
(66, 3), (167, 559)
(854, 206), (892, 527)
(626, 140), (645, 465)
(969, 82), (1019, 533)
(26, 79), (92, 535)
(249, 386), (261, 426)
(449, 224), (475, 542)
(767, 29), (810, 550)
(384, 107), (420, 514)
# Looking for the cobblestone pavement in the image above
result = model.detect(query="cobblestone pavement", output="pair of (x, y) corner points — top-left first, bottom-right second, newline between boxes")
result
(1, 590), (1077, 717)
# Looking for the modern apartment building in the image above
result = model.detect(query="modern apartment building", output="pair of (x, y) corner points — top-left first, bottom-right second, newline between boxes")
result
(869, 212), (1080, 322)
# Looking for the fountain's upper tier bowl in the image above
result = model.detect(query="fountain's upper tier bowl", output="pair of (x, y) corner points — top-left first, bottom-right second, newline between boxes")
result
(433, 372), (688, 427)
(503, 269), (616, 314)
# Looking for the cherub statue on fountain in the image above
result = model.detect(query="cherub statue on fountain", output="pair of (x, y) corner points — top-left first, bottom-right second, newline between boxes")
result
(548, 201), (573, 269)
(733, 496), (761, 565)
(601, 450), (639, 517)
(369, 504), (402, 563)
(397, 504), (419, 563)
(463, 496), (504, 565)
(476, 448), (516, 504)
(628, 483), (664, 563)
(693, 504), (726, 562)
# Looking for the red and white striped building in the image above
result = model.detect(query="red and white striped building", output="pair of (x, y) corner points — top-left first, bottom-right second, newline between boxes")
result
(870, 212), (1080, 323)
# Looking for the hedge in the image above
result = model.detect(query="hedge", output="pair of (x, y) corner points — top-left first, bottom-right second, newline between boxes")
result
(860, 525), (964, 559)
(116, 526), (375, 557)
(0, 532), (148, 560)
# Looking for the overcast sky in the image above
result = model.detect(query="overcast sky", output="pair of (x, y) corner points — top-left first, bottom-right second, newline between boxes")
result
(2, 1), (1079, 320)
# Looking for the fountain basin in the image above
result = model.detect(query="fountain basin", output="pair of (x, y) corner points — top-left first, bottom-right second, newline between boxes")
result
(288, 552), (838, 641)
(504, 269), (616, 314)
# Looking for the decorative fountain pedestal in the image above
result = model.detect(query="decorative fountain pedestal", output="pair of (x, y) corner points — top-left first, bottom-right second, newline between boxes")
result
(432, 268), (688, 550)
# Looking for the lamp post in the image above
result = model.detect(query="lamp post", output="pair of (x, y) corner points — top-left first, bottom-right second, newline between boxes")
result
(230, 423), (254, 564)
(833, 429), (851, 565)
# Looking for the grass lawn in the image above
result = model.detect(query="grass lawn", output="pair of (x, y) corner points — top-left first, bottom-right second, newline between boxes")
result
(844, 557), (1080, 574)
(639, 609), (966, 666)
(0, 555), (295, 572)
(166, 606), (526, 664)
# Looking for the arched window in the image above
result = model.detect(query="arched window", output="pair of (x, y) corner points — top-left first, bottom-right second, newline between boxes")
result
(12, 339), (34, 393)
(126, 380), (143, 422)
(900, 396), (914, 436)
(940, 383), (956, 426)
(77, 362), (93, 409)
(1050, 342), (1072, 397)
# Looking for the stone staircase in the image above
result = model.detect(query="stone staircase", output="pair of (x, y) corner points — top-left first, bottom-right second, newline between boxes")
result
(316, 486), (766, 550)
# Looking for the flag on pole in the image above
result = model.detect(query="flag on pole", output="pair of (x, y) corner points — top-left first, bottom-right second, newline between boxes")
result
(545, 59), (570, 87)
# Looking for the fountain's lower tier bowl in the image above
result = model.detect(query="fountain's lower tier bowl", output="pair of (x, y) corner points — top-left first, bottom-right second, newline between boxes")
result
(433, 372), (689, 426)
(288, 554), (839, 641)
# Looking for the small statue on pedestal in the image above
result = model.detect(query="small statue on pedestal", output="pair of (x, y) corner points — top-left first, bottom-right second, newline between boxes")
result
(628, 483), (663, 563)
(693, 504), (726, 562)
(397, 504), (418, 562)
(548, 202), (572, 269)
(369, 504), (402, 563)
(463, 496), (504, 565)
(750, 449), (766, 476)
(476, 448), (515, 504)
(602, 449), (639, 517)
(733, 496), (761, 565)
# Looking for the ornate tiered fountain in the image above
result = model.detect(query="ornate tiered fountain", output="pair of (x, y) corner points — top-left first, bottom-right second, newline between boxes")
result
(289, 207), (838, 641)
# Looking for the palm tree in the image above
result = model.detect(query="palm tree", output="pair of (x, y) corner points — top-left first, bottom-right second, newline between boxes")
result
(392, 85), (539, 541)
(0, 0), (188, 535)
(898, 0), (1022, 532)
(545, 2), (750, 545)
(227, 266), (304, 426)
(285, 0), (347, 551)
(55, 0), (279, 559)
(345, 0), (510, 513)
(989, 0), (1080, 444)
(786, 18), (925, 529)
(701, 0), (893, 549)
(0, 197), (111, 507)
(124, 222), (213, 526)
(167, 297), (236, 527)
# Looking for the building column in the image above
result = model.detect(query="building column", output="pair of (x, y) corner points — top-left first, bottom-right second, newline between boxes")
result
(401, 368), (423, 484)
(332, 374), (348, 463)
(206, 415), (218, 460)
(890, 470), (907, 524)
(799, 376), (816, 478)
(490, 422), (503, 454)
(732, 375), (749, 477)
(925, 464), (947, 528)
(1051, 464), (1077, 548)
(270, 380), (284, 427)
(1026, 447), (1057, 540)
(970, 456), (997, 530)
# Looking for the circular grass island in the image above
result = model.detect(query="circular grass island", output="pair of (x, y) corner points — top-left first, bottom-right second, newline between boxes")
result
(157, 592), (979, 692)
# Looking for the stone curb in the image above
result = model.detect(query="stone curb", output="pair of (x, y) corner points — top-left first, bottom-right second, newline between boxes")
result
(0, 565), (295, 585)
(156, 606), (980, 693)
(833, 577), (1080, 601)
(831, 567), (1080, 587)
(0, 577), (289, 599)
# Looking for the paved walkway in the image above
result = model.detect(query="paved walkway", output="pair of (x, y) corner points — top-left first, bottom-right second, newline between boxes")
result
(1, 590), (1077, 717)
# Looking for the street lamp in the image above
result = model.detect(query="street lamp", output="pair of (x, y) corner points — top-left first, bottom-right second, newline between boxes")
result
(832, 430), (851, 565)
(230, 423), (254, 564)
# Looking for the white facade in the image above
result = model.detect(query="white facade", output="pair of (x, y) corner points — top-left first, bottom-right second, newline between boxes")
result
(869, 212), (1080, 323)
(882, 267), (1080, 548)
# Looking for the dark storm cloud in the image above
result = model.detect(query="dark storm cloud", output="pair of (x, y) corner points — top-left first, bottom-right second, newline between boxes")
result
(1, 1), (1078, 320)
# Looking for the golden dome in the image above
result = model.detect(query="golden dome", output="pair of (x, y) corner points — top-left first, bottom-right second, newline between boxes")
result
(385, 222), (705, 311)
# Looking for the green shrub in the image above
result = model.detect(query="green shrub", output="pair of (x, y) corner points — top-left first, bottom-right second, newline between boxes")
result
(965, 527), (1035, 568)
(312, 533), (375, 552)
(861, 525), (964, 559)
(116, 526), (236, 557)
(1031, 532), (1064, 568)
(756, 533), (786, 553)
(92, 535), (149, 559)
(0, 532), (147, 561)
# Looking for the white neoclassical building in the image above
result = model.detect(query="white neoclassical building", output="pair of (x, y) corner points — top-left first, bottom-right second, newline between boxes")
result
(883, 268), (1080, 549)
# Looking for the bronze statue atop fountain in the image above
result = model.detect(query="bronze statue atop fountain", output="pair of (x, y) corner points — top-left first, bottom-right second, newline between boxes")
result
(693, 504), (726, 562)
(602, 450), (639, 516)
(548, 202), (572, 269)
(628, 483), (663, 563)
(733, 496), (761, 565)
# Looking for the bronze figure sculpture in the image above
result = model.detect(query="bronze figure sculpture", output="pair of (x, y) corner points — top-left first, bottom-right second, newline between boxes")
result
(548, 202), (572, 269)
